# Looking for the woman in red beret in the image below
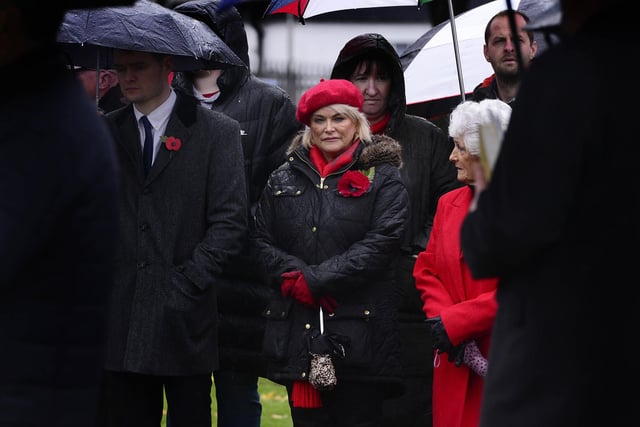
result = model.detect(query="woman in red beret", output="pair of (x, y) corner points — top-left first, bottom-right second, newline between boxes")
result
(251, 78), (410, 427)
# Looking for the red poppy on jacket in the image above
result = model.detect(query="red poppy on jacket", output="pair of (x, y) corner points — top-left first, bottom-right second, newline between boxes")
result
(164, 136), (181, 151)
(337, 170), (370, 197)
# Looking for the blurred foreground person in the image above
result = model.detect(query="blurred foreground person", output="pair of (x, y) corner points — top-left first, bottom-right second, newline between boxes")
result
(414, 99), (512, 427)
(460, 1), (635, 426)
(0, 1), (132, 426)
(252, 79), (409, 427)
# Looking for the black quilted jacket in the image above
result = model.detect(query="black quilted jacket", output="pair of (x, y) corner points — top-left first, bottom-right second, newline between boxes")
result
(251, 135), (409, 397)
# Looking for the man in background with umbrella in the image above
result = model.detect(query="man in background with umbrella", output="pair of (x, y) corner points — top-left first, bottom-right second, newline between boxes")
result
(330, 32), (462, 427)
(73, 66), (128, 113)
(0, 1), (133, 426)
(470, 9), (537, 105)
(100, 47), (248, 426)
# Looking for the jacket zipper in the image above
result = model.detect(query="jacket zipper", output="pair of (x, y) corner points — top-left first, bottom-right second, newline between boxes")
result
(293, 151), (357, 189)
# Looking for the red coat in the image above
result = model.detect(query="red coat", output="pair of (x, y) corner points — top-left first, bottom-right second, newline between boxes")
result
(414, 186), (498, 427)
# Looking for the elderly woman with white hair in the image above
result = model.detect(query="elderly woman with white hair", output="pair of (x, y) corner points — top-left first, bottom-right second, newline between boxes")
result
(413, 99), (512, 427)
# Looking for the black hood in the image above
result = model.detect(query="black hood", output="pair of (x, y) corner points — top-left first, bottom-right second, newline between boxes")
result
(172, 0), (250, 67)
(171, 0), (250, 101)
(330, 33), (407, 120)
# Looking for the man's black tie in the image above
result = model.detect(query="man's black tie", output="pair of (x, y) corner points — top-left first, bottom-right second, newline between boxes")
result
(141, 115), (153, 175)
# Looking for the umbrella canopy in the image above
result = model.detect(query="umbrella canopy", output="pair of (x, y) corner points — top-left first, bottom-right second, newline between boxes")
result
(57, 0), (245, 71)
(401, 0), (560, 112)
(264, 0), (431, 23)
(262, 0), (475, 98)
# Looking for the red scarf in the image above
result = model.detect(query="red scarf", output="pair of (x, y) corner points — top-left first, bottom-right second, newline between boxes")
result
(310, 140), (360, 177)
(291, 380), (322, 408)
(369, 112), (391, 135)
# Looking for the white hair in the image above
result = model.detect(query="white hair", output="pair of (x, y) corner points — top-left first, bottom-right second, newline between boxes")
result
(448, 99), (512, 156)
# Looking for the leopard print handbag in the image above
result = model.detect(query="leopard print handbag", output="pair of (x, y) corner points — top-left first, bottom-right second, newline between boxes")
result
(308, 308), (338, 391)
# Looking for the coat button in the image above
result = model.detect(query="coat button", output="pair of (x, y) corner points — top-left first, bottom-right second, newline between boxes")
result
(311, 226), (317, 232)
(137, 261), (146, 269)
(305, 323), (311, 329)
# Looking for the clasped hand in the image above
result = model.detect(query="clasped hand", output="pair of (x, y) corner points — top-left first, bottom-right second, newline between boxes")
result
(281, 271), (336, 313)
(425, 316), (466, 367)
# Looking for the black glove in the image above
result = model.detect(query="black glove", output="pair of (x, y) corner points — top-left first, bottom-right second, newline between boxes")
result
(448, 341), (467, 367)
(425, 316), (454, 354)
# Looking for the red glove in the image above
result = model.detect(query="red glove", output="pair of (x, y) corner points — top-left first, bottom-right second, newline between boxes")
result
(281, 271), (337, 313)
(317, 295), (337, 314)
(288, 275), (316, 308)
(281, 270), (301, 297)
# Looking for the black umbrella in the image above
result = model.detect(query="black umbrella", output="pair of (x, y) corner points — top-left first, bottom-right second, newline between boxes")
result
(57, 0), (244, 71)
(58, 43), (113, 70)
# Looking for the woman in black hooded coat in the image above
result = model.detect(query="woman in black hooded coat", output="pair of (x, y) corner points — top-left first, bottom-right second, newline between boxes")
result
(331, 33), (462, 426)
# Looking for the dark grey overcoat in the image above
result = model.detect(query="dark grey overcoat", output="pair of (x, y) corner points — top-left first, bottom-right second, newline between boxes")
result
(104, 93), (247, 375)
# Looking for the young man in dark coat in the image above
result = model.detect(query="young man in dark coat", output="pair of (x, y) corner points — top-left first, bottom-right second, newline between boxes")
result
(101, 48), (247, 426)
(170, 1), (302, 426)
(0, 1), (133, 426)
(330, 32), (462, 427)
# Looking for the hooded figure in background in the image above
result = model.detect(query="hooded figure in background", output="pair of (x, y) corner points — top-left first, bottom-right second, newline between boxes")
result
(330, 33), (462, 427)
(170, 1), (302, 426)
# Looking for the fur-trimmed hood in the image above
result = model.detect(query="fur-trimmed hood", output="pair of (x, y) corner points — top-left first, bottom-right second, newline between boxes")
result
(286, 133), (403, 170)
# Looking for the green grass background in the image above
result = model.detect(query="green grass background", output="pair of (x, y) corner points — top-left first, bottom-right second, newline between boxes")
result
(160, 377), (292, 427)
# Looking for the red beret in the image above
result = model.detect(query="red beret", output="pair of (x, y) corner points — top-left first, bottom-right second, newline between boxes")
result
(296, 78), (364, 126)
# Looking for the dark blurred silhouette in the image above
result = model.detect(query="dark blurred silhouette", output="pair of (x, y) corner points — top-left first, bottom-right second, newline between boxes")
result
(0, 2), (134, 426)
(461, 1), (635, 426)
